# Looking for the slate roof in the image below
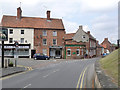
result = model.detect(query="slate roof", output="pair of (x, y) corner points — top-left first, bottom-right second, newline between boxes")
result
(1, 15), (65, 30)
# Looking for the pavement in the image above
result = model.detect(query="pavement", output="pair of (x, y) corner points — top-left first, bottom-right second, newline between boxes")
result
(95, 60), (118, 88)
(0, 67), (25, 78)
(1, 57), (99, 89)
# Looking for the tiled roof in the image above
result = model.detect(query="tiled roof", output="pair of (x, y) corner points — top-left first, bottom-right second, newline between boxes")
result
(64, 33), (75, 40)
(1, 15), (65, 29)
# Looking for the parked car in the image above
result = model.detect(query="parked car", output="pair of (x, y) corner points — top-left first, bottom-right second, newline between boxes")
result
(33, 53), (49, 60)
(102, 53), (107, 58)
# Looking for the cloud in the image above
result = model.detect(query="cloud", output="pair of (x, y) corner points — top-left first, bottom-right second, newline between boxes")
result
(91, 15), (118, 43)
(63, 20), (79, 33)
(80, 0), (119, 13)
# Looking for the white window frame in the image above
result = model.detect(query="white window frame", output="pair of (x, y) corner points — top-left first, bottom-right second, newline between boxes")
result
(21, 30), (24, 34)
(43, 49), (47, 55)
(9, 38), (13, 43)
(67, 49), (71, 56)
(21, 38), (24, 43)
(43, 30), (47, 36)
(9, 29), (13, 34)
(82, 49), (83, 56)
(43, 39), (47, 45)
(53, 39), (57, 45)
(76, 49), (80, 56)
(82, 35), (85, 39)
(53, 31), (57, 36)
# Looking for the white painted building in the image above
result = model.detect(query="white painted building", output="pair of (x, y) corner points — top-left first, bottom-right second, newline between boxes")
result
(0, 28), (34, 58)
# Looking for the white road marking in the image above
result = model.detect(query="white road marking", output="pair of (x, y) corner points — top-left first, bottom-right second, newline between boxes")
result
(23, 84), (31, 88)
(43, 69), (60, 78)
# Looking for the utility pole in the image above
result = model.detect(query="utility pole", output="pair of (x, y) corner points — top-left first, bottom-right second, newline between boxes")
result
(2, 40), (4, 68)
(118, 39), (120, 48)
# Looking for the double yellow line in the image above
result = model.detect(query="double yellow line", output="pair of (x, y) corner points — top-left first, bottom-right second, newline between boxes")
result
(76, 67), (88, 89)
(0, 65), (33, 80)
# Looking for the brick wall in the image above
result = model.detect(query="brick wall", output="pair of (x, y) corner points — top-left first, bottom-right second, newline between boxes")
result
(34, 28), (65, 56)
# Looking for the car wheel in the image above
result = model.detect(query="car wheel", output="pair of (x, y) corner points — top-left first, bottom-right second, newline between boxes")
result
(34, 58), (37, 60)
(46, 58), (48, 60)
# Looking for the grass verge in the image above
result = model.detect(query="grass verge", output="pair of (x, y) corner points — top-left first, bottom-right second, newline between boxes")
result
(100, 49), (119, 85)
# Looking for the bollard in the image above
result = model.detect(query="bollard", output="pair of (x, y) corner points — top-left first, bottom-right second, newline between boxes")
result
(5, 59), (7, 68)
(8, 59), (10, 66)
(15, 59), (17, 67)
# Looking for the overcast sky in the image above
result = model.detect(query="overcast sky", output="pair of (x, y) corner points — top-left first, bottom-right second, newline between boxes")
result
(0, 0), (119, 44)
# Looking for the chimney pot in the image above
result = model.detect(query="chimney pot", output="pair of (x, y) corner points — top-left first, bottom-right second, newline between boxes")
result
(47, 10), (50, 20)
(17, 7), (22, 20)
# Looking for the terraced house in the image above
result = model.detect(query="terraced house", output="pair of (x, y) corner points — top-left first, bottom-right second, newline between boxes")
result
(0, 7), (65, 58)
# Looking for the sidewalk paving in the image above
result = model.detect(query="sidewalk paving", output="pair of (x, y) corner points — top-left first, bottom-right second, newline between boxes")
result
(0, 67), (26, 78)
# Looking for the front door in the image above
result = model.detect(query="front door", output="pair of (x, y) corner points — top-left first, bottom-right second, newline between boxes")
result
(55, 49), (61, 58)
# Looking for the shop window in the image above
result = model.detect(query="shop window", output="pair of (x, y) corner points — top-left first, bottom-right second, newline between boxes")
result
(67, 49), (71, 56)
(43, 49), (47, 55)
(76, 49), (80, 56)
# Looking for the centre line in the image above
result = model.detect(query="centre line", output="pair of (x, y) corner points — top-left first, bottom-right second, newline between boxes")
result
(23, 84), (31, 88)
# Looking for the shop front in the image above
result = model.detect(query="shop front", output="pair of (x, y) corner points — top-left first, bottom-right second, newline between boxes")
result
(0, 44), (31, 58)
(49, 46), (62, 59)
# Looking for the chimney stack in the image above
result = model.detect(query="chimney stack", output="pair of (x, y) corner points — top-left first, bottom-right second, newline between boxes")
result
(17, 7), (22, 20)
(79, 25), (83, 30)
(47, 10), (50, 20)
(105, 38), (108, 41)
(87, 31), (90, 34)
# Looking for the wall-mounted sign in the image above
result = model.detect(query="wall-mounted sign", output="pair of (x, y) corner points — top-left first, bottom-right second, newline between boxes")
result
(0, 28), (8, 41)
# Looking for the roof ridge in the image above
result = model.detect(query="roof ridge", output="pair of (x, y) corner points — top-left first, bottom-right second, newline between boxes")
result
(3, 15), (62, 20)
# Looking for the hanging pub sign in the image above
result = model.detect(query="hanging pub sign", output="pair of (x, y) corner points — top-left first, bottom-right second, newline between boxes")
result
(0, 27), (8, 41)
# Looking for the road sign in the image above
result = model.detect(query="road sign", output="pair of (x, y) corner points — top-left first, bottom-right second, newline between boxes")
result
(0, 28), (8, 41)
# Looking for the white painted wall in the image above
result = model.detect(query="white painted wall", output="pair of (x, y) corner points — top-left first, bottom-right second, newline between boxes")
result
(0, 28), (34, 49)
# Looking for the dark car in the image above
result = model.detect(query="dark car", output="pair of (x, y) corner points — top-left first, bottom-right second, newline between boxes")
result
(33, 53), (49, 60)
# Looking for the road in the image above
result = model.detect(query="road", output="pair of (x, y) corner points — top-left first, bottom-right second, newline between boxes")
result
(2, 58), (100, 88)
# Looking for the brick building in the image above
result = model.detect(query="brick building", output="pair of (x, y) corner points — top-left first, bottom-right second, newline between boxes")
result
(0, 7), (65, 58)
(64, 32), (86, 59)
(34, 11), (65, 59)
(96, 41), (104, 56)
(64, 26), (97, 59)
(86, 31), (97, 58)
(101, 38), (116, 53)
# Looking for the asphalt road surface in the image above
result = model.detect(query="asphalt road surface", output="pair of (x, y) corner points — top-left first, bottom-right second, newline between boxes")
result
(2, 58), (100, 88)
